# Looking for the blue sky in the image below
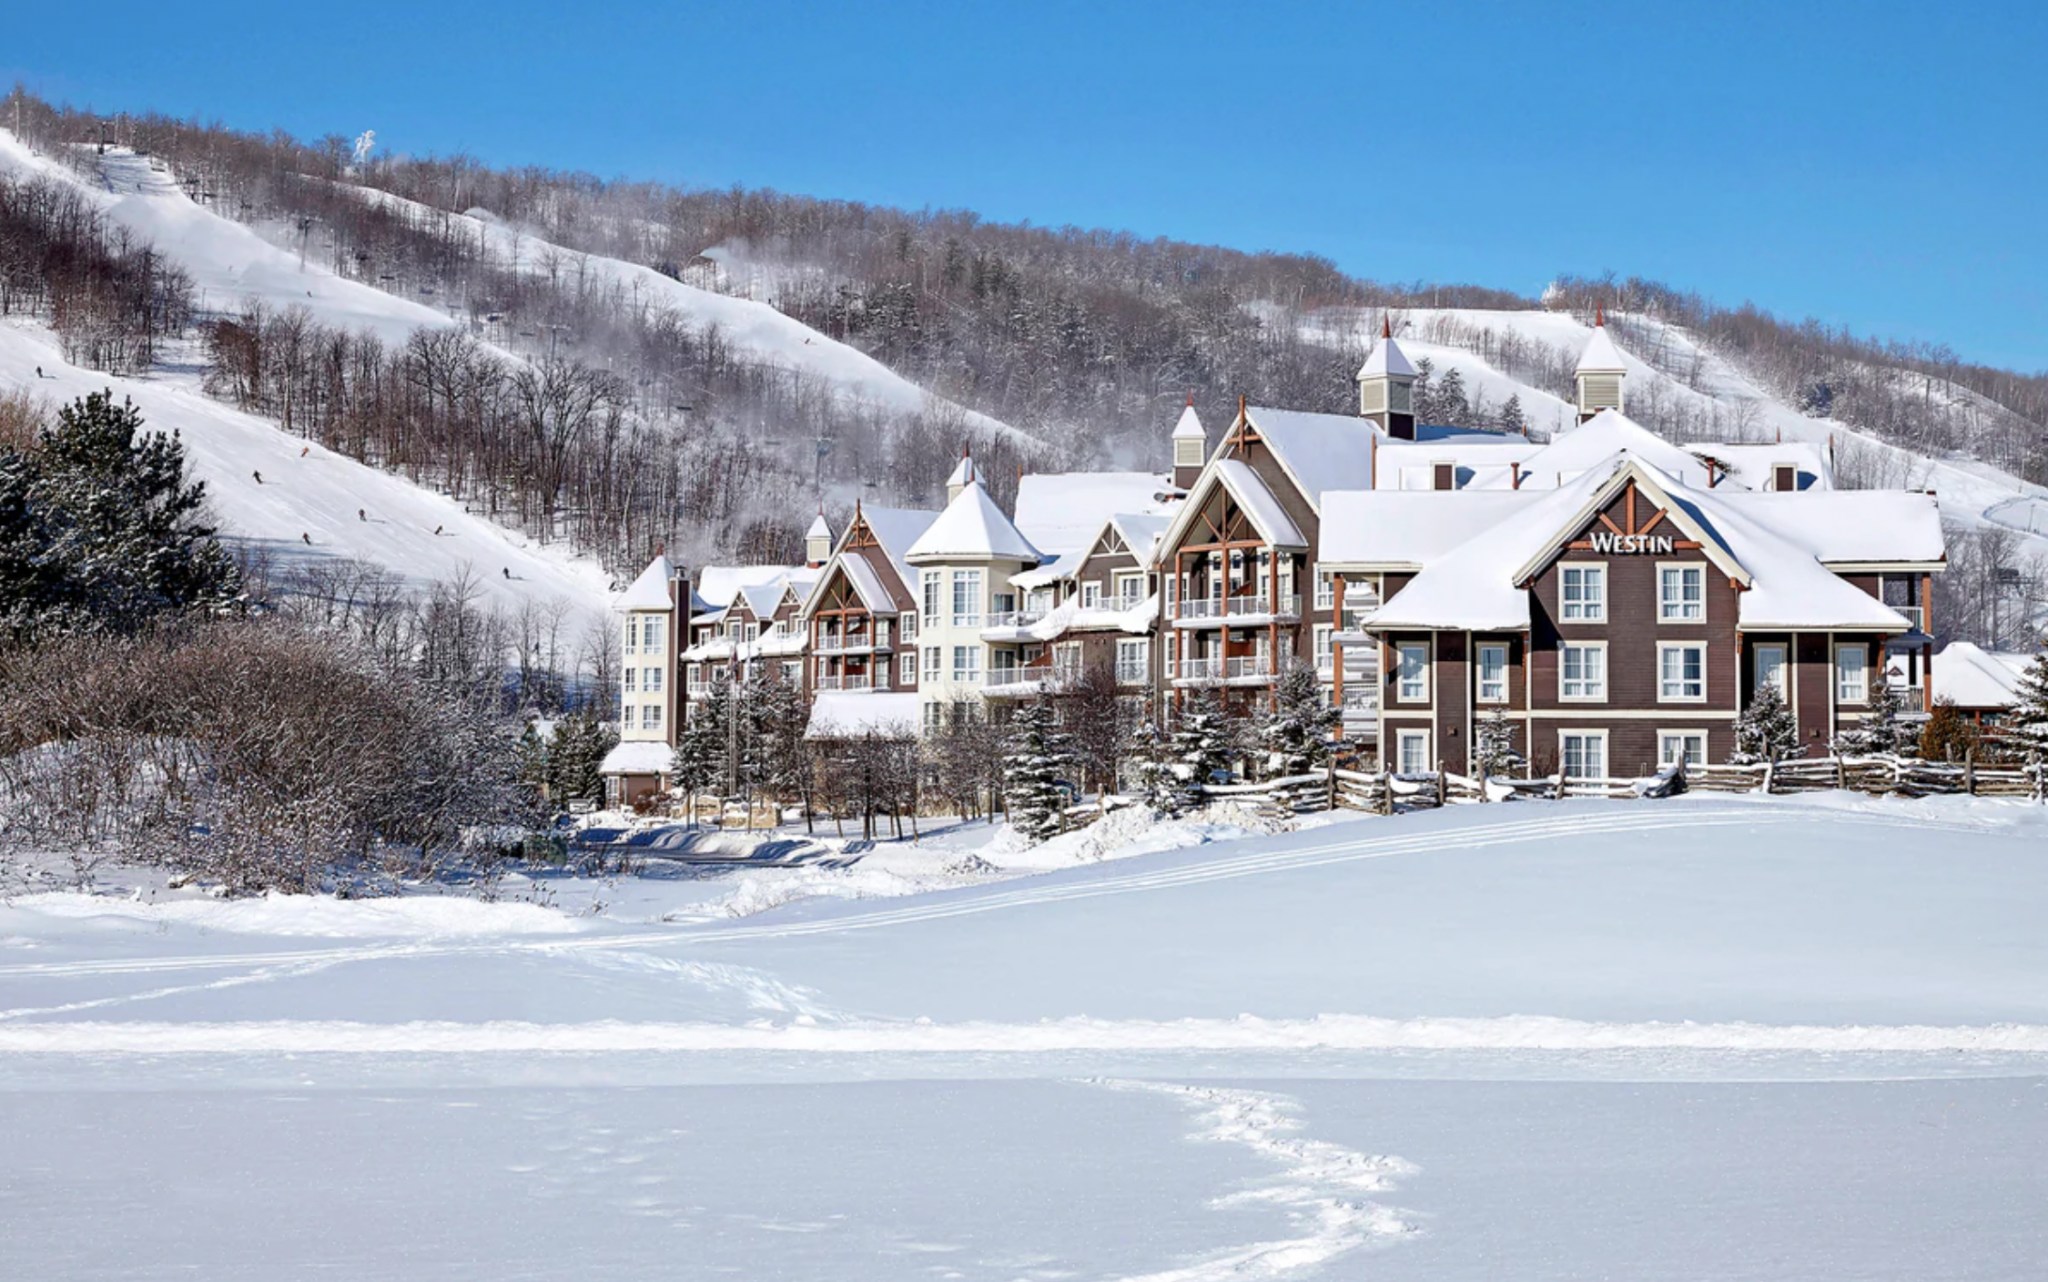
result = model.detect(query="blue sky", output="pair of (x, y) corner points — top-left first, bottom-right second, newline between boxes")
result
(8, 0), (2044, 370)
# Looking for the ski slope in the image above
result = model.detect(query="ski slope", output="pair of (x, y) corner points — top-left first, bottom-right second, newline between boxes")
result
(0, 132), (616, 625)
(3, 796), (2045, 1279)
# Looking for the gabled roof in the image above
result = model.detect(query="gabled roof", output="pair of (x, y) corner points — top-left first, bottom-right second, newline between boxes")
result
(1171, 403), (1205, 440)
(1009, 509), (1173, 590)
(1714, 491), (1944, 565)
(1371, 438), (1543, 491)
(1509, 460), (1750, 588)
(694, 564), (798, 618)
(1576, 323), (1626, 374)
(855, 505), (941, 590)
(1014, 471), (1176, 554)
(946, 454), (976, 487)
(1516, 410), (1709, 489)
(836, 554), (897, 613)
(1213, 458), (1307, 549)
(1357, 333), (1417, 380)
(616, 554), (677, 611)
(1109, 511), (1171, 559)
(1320, 490), (1546, 569)
(1934, 642), (2036, 709)
(906, 480), (1043, 564)
(1682, 442), (1834, 492)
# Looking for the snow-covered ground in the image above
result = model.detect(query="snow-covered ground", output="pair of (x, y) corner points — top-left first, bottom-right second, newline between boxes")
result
(4, 794), (2044, 1278)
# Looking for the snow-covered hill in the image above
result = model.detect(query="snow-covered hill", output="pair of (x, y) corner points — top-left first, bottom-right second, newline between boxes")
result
(1307, 305), (2048, 560)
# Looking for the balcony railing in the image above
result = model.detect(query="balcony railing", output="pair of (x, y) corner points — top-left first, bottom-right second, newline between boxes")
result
(1225, 655), (1273, 680)
(1175, 595), (1302, 622)
(1177, 657), (1222, 681)
(813, 674), (872, 692)
(1888, 605), (1925, 632)
(983, 609), (1045, 629)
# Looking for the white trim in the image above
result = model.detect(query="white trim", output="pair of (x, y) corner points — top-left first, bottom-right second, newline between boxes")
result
(1753, 643), (1789, 698)
(1655, 561), (1708, 624)
(1557, 728), (1610, 780)
(1395, 640), (1432, 704)
(1835, 642), (1869, 704)
(1476, 642), (1510, 704)
(1529, 709), (1741, 721)
(1657, 728), (1708, 768)
(1395, 728), (1433, 775)
(1558, 639), (1609, 702)
(1558, 562), (1608, 623)
(1656, 640), (1708, 703)
(1511, 461), (1753, 590)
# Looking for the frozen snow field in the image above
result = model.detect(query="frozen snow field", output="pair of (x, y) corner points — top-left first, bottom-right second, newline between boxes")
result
(3, 795), (2046, 1279)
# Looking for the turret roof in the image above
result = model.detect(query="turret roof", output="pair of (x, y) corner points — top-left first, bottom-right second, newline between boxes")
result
(905, 479), (1042, 563)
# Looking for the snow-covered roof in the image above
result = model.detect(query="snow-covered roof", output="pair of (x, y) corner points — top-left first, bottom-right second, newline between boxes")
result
(836, 554), (897, 613)
(1214, 459), (1307, 550)
(857, 505), (941, 590)
(1357, 333), (1417, 380)
(804, 691), (921, 740)
(1934, 642), (2035, 709)
(906, 480), (1043, 564)
(598, 740), (674, 777)
(806, 511), (831, 539)
(947, 454), (977, 488)
(1712, 491), (1945, 565)
(738, 579), (788, 618)
(1371, 439), (1543, 491)
(1576, 324), (1626, 374)
(1014, 472), (1174, 554)
(1171, 403), (1205, 440)
(1320, 490), (1545, 568)
(1008, 510), (1172, 589)
(1110, 511), (1171, 559)
(1514, 410), (1710, 489)
(1241, 406), (1383, 509)
(693, 565), (795, 618)
(615, 555), (677, 611)
(1365, 457), (1935, 634)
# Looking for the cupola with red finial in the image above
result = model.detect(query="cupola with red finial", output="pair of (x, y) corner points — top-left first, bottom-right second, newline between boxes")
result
(1574, 304), (1627, 424)
(1356, 314), (1419, 439)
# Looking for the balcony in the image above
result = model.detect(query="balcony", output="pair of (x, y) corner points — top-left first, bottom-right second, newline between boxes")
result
(1172, 654), (1277, 686)
(983, 609), (1045, 629)
(813, 674), (873, 692)
(1887, 605), (1926, 634)
(1173, 595), (1302, 628)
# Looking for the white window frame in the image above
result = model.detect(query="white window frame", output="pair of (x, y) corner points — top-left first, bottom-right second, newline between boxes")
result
(900, 611), (918, 640)
(1559, 729), (1608, 780)
(1658, 730), (1707, 769)
(1559, 640), (1608, 702)
(1657, 563), (1706, 623)
(623, 667), (637, 693)
(1476, 643), (1508, 704)
(1081, 582), (1102, 610)
(1313, 571), (1336, 611)
(626, 617), (640, 650)
(1835, 644), (1868, 703)
(950, 569), (983, 628)
(1114, 571), (1145, 608)
(644, 666), (663, 694)
(641, 704), (662, 731)
(899, 652), (915, 686)
(1559, 563), (1607, 622)
(643, 617), (663, 652)
(951, 644), (980, 682)
(1657, 641), (1706, 703)
(1754, 643), (1789, 697)
(1313, 625), (1334, 672)
(1396, 729), (1432, 775)
(1396, 642), (1430, 703)
(922, 646), (941, 683)
(922, 571), (942, 627)
(1115, 638), (1148, 684)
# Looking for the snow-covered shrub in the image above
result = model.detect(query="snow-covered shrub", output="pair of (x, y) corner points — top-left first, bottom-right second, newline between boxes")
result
(1730, 684), (1804, 766)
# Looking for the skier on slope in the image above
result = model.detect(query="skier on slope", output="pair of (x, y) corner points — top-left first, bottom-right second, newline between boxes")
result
(252, 470), (262, 484)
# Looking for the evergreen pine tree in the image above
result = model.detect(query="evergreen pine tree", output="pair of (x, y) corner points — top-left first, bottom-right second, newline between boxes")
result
(1730, 683), (1804, 765)
(0, 391), (241, 642)
(1001, 698), (1074, 842)
(1258, 661), (1341, 777)
(1832, 679), (1916, 757)
(1918, 697), (1981, 763)
(1409, 358), (1436, 425)
(1170, 687), (1240, 799)
(672, 670), (734, 818)
(547, 711), (617, 805)
(1474, 706), (1525, 779)
(1435, 367), (1470, 427)
(517, 721), (550, 802)
(754, 671), (813, 814)
(2003, 644), (2048, 762)
(1500, 394), (1526, 434)
(1123, 704), (1183, 815)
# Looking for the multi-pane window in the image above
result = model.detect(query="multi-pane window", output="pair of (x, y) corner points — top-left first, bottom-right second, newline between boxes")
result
(1396, 643), (1429, 702)
(1560, 732), (1606, 779)
(644, 667), (663, 693)
(901, 612), (918, 640)
(1659, 565), (1704, 621)
(1477, 644), (1508, 703)
(1115, 572), (1145, 608)
(1753, 644), (1788, 697)
(1397, 731), (1430, 775)
(951, 570), (983, 627)
(951, 645), (981, 682)
(923, 646), (942, 683)
(1313, 625), (1334, 672)
(900, 653), (915, 686)
(627, 618), (640, 650)
(1081, 582), (1102, 609)
(643, 618), (663, 652)
(1314, 571), (1336, 611)
(1560, 642), (1607, 700)
(1836, 646), (1868, 702)
(922, 703), (944, 734)
(923, 572), (942, 626)
(1659, 732), (1706, 768)
(641, 704), (662, 730)
(1116, 638), (1148, 684)
(1658, 643), (1704, 701)
(624, 668), (637, 693)
(1560, 565), (1606, 622)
